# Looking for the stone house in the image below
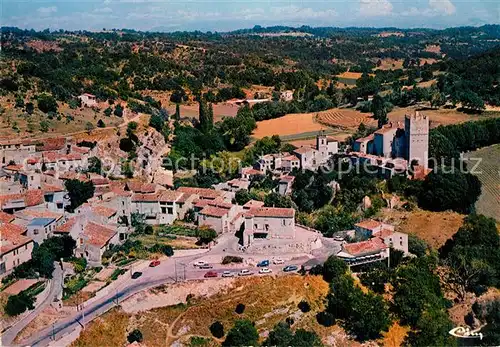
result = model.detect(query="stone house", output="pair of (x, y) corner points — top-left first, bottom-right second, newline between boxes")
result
(78, 93), (97, 108)
(242, 207), (295, 247)
(0, 223), (34, 278)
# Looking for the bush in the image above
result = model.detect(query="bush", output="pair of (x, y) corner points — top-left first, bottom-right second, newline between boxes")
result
(235, 303), (245, 314)
(316, 311), (335, 327)
(5, 291), (35, 316)
(298, 300), (311, 313)
(209, 321), (225, 338)
(221, 256), (243, 265)
(127, 329), (143, 343)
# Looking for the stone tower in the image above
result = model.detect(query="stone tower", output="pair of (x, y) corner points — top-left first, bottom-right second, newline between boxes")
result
(316, 133), (328, 157)
(405, 111), (429, 168)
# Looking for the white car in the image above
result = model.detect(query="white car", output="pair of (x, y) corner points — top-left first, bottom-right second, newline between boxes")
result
(193, 260), (207, 267)
(259, 267), (272, 274)
(222, 271), (236, 278)
(238, 269), (253, 276)
(273, 258), (284, 265)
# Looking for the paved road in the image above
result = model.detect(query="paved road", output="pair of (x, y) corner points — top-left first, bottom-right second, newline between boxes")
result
(14, 253), (310, 347)
(2, 263), (63, 346)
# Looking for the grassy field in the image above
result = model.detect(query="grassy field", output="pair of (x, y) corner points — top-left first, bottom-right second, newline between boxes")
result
(463, 144), (500, 221)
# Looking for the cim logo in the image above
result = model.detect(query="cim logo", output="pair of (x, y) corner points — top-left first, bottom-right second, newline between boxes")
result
(449, 325), (486, 340)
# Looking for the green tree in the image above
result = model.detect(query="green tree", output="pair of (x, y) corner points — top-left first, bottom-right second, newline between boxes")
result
(114, 104), (124, 117)
(405, 308), (456, 347)
(127, 329), (143, 343)
(408, 234), (429, 257)
(104, 107), (113, 117)
(40, 120), (50, 133)
(87, 156), (102, 174)
(209, 321), (225, 339)
(222, 320), (258, 347)
(25, 102), (35, 115)
(65, 179), (95, 212)
(85, 121), (95, 133)
(97, 119), (106, 128)
(37, 93), (58, 113)
(322, 255), (348, 283)
(5, 291), (35, 316)
(371, 95), (389, 128)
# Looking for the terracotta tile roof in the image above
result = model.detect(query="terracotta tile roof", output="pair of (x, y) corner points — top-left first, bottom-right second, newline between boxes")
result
(282, 155), (299, 161)
(92, 206), (117, 218)
(208, 200), (233, 209)
(4, 164), (23, 172)
(131, 193), (159, 202)
(193, 199), (211, 208)
(55, 216), (78, 233)
(199, 205), (230, 218)
(0, 211), (15, 223)
(176, 193), (191, 203)
(15, 209), (63, 221)
(71, 146), (90, 154)
(126, 182), (157, 193)
(177, 187), (222, 200)
(0, 223), (32, 256)
(373, 228), (395, 238)
(241, 167), (265, 176)
(41, 152), (82, 163)
(111, 188), (132, 197)
(342, 237), (387, 257)
(24, 190), (45, 206)
(246, 207), (295, 218)
(91, 177), (110, 186)
(280, 175), (295, 182)
(158, 190), (183, 202)
(36, 137), (66, 152)
(293, 146), (315, 155)
(243, 200), (265, 209)
(83, 221), (116, 248)
(355, 219), (382, 231)
(42, 182), (64, 193)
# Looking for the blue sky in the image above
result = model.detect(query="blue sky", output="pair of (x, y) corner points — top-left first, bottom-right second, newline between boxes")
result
(2, 0), (499, 32)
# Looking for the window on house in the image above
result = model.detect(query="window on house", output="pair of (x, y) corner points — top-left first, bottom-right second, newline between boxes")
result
(161, 207), (167, 214)
(167, 207), (173, 215)
(265, 224), (269, 231)
(34, 229), (39, 235)
(254, 224), (258, 229)
(282, 219), (286, 226)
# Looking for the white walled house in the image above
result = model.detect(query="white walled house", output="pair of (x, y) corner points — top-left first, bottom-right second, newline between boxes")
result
(75, 221), (119, 265)
(242, 207), (295, 247)
(25, 217), (58, 245)
(0, 223), (34, 277)
(78, 93), (97, 108)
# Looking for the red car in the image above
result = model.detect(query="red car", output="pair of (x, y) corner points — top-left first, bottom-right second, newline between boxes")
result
(149, 260), (161, 267)
(204, 271), (218, 278)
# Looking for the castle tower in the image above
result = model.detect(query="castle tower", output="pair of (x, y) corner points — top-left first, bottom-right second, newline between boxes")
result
(405, 111), (429, 168)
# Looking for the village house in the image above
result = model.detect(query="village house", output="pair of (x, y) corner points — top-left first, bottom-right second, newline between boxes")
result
(277, 175), (295, 196)
(280, 90), (294, 102)
(0, 190), (45, 213)
(75, 221), (119, 265)
(78, 93), (97, 108)
(0, 223), (34, 277)
(197, 200), (241, 234)
(213, 178), (250, 193)
(242, 207), (296, 247)
(0, 139), (36, 165)
(337, 237), (389, 266)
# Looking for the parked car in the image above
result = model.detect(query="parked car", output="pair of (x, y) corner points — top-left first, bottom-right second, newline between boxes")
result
(333, 236), (345, 242)
(199, 263), (214, 269)
(257, 260), (270, 267)
(238, 269), (253, 276)
(131, 271), (143, 279)
(204, 271), (218, 278)
(193, 260), (207, 267)
(273, 258), (284, 265)
(283, 265), (298, 272)
(222, 271), (236, 278)
(259, 267), (272, 274)
(149, 260), (160, 267)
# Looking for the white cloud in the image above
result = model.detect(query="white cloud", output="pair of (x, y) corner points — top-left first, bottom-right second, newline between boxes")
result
(37, 6), (57, 16)
(429, 0), (456, 15)
(359, 0), (393, 17)
(94, 7), (113, 13)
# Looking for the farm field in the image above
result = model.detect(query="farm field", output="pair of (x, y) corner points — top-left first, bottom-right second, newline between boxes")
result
(388, 107), (500, 128)
(252, 112), (329, 139)
(166, 103), (239, 122)
(463, 144), (500, 221)
(316, 108), (375, 129)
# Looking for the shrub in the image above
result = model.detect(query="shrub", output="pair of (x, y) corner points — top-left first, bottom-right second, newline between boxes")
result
(316, 311), (335, 327)
(127, 329), (143, 343)
(5, 291), (35, 316)
(221, 256), (243, 265)
(209, 321), (225, 338)
(298, 300), (311, 313)
(235, 303), (245, 314)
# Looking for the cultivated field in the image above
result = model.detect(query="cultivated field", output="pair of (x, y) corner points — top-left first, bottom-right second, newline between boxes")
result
(252, 112), (329, 139)
(463, 145), (500, 221)
(388, 107), (500, 128)
(316, 108), (376, 129)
